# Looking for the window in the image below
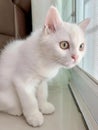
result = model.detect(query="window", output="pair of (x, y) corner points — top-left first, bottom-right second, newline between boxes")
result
(76, 0), (98, 80)
(69, 1), (98, 129)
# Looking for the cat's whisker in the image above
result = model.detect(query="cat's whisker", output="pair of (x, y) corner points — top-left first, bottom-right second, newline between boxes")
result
(44, 55), (66, 67)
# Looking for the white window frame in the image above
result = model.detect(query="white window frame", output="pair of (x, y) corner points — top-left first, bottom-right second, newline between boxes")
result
(70, 66), (98, 130)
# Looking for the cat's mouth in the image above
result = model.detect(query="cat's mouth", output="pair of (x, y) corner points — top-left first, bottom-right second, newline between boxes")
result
(61, 60), (77, 68)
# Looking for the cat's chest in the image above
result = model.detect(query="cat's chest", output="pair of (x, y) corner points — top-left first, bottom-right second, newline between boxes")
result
(39, 67), (59, 80)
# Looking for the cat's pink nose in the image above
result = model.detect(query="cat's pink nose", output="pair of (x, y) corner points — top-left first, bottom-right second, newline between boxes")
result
(71, 55), (79, 61)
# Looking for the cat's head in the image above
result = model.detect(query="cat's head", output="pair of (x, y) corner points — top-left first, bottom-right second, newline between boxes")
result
(40, 6), (90, 69)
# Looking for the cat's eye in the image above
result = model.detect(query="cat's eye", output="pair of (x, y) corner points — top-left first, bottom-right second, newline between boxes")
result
(79, 43), (85, 51)
(59, 41), (69, 50)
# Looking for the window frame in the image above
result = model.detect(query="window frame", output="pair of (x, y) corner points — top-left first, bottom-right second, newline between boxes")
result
(75, 0), (98, 80)
(70, 66), (98, 130)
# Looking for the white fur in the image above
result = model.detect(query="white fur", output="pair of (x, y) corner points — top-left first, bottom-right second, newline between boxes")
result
(0, 6), (89, 127)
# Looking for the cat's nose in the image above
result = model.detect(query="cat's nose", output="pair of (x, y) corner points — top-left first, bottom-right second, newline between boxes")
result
(71, 55), (79, 61)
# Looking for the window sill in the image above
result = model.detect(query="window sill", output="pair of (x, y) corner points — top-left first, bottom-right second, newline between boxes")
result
(70, 66), (98, 130)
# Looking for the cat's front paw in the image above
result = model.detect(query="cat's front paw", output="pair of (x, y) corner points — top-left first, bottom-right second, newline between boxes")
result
(40, 102), (55, 114)
(26, 111), (44, 127)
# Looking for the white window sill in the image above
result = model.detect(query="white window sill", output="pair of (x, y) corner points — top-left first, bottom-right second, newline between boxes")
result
(70, 66), (98, 130)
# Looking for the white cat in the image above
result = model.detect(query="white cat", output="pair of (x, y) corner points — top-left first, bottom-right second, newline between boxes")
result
(0, 6), (90, 127)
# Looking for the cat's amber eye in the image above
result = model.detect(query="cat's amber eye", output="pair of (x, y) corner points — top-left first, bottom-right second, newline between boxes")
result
(59, 41), (69, 50)
(79, 43), (85, 51)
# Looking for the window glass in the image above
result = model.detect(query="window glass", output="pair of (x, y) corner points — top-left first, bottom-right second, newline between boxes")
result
(76, 0), (98, 80)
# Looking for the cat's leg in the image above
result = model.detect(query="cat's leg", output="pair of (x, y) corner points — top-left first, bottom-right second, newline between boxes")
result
(13, 77), (44, 127)
(37, 81), (55, 114)
(0, 83), (22, 116)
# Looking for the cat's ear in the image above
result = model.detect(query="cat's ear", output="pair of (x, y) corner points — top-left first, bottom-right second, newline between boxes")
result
(79, 18), (90, 31)
(44, 6), (63, 33)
